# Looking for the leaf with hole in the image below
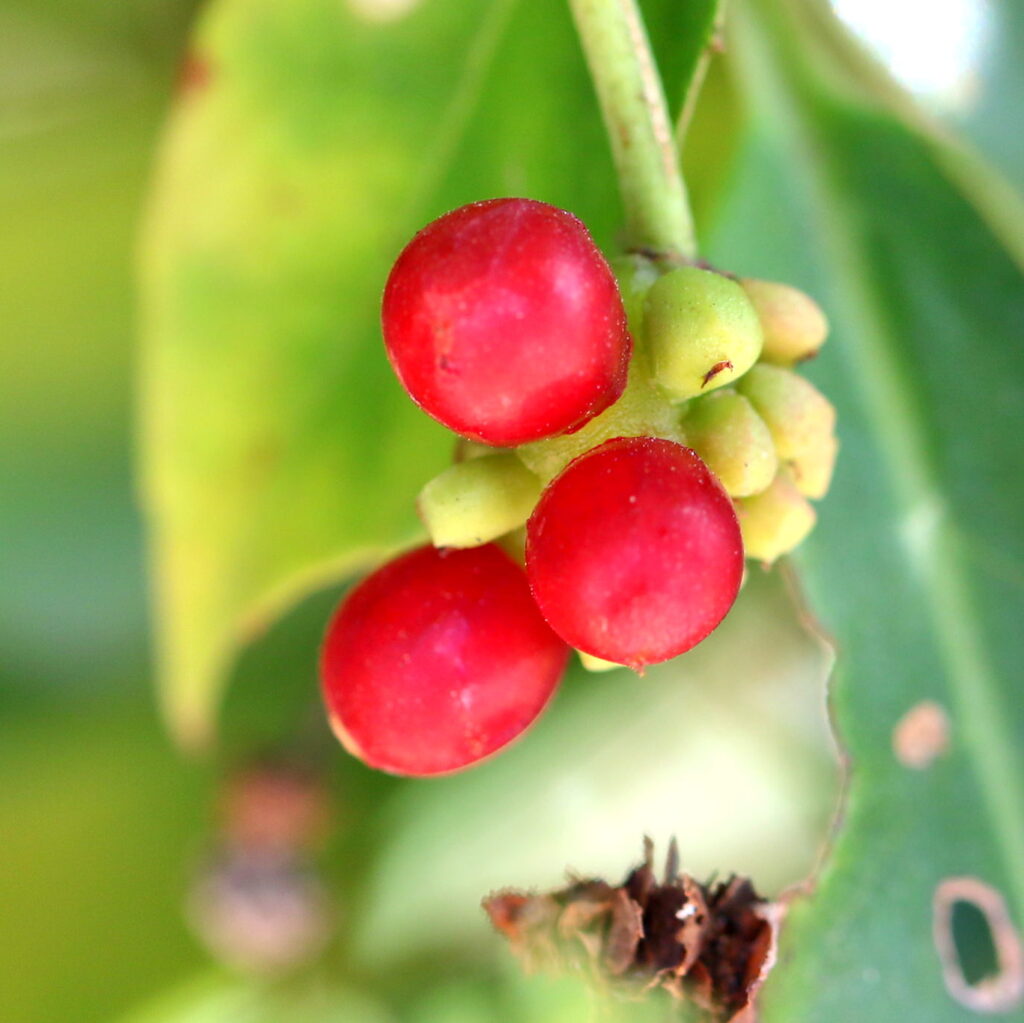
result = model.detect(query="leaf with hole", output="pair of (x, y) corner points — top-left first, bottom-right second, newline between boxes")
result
(703, 2), (1024, 1018)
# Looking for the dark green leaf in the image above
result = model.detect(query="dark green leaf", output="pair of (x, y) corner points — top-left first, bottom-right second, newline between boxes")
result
(703, 2), (1024, 1017)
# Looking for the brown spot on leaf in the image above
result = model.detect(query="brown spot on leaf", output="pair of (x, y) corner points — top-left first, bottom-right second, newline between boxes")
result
(893, 700), (950, 769)
(702, 361), (733, 389)
(175, 52), (213, 98)
(934, 877), (1024, 1013)
(483, 840), (782, 1021)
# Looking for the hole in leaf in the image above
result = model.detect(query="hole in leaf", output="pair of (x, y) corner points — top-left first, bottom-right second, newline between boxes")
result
(933, 877), (1024, 1013)
(952, 899), (1001, 988)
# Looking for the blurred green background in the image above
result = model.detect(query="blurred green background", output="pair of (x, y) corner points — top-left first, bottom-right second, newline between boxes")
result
(2, 1), (1020, 1021)
(1, 2), (209, 1019)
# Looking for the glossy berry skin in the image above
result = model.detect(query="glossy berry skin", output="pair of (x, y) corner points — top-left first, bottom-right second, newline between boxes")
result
(526, 437), (743, 669)
(321, 544), (568, 776)
(382, 198), (631, 446)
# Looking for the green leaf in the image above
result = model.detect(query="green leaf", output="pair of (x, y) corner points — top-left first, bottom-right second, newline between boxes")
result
(703, 1), (1024, 1017)
(116, 973), (391, 1023)
(118, 969), (662, 1023)
(955, 3), (1024, 197)
(779, 0), (1024, 277)
(824, 0), (1024, 204)
(139, 0), (739, 745)
(141, 0), (568, 745)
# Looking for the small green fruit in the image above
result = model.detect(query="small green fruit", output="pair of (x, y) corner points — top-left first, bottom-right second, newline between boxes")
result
(642, 266), (763, 401)
(497, 525), (528, 564)
(609, 253), (660, 334)
(516, 348), (685, 483)
(452, 437), (495, 462)
(681, 389), (777, 498)
(735, 470), (816, 564)
(741, 278), (828, 365)
(788, 431), (838, 500)
(736, 364), (836, 460)
(418, 453), (542, 548)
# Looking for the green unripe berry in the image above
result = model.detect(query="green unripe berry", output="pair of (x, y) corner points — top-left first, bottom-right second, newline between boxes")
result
(642, 266), (763, 401)
(736, 364), (836, 461)
(497, 525), (528, 564)
(681, 389), (777, 498)
(578, 650), (622, 672)
(516, 348), (686, 483)
(418, 452), (542, 549)
(735, 470), (816, 564)
(788, 431), (838, 500)
(741, 278), (828, 365)
(452, 437), (495, 462)
(609, 253), (660, 334)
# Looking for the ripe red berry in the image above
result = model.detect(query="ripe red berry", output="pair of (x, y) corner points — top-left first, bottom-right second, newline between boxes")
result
(526, 437), (743, 669)
(320, 544), (569, 776)
(381, 198), (631, 446)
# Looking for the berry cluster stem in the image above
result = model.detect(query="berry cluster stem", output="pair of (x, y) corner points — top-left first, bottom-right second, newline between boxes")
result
(569, 0), (698, 259)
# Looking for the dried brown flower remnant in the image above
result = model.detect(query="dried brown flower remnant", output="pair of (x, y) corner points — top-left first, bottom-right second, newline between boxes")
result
(483, 839), (782, 1022)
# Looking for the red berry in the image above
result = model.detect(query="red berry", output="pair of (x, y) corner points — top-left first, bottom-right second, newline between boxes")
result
(526, 437), (743, 669)
(382, 198), (631, 446)
(320, 544), (568, 776)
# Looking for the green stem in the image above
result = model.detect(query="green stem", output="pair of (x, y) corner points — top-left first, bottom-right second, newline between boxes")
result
(569, 0), (697, 258)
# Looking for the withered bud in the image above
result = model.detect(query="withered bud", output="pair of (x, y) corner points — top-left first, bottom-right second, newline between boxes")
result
(483, 839), (782, 1022)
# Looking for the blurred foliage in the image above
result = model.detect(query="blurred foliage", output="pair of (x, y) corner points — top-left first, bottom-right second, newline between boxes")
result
(117, 972), (393, 1023)
(4, 0), (1024, 1021)
(710, 2), (1024, 1019)
(1, 3), (208, 1022)
(949, 2), (1024, 197)
(115, 969), (673, 1023)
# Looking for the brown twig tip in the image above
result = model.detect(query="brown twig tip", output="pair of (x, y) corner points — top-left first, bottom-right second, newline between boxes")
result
(702, 361), (734, 388)
(483, 841), (783, 1022)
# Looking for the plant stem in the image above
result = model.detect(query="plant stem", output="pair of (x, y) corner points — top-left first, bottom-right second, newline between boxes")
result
(569, 0), (697, 258)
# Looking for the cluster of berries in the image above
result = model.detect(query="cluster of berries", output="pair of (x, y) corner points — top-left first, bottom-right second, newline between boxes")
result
(321, 198), (836, 776)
